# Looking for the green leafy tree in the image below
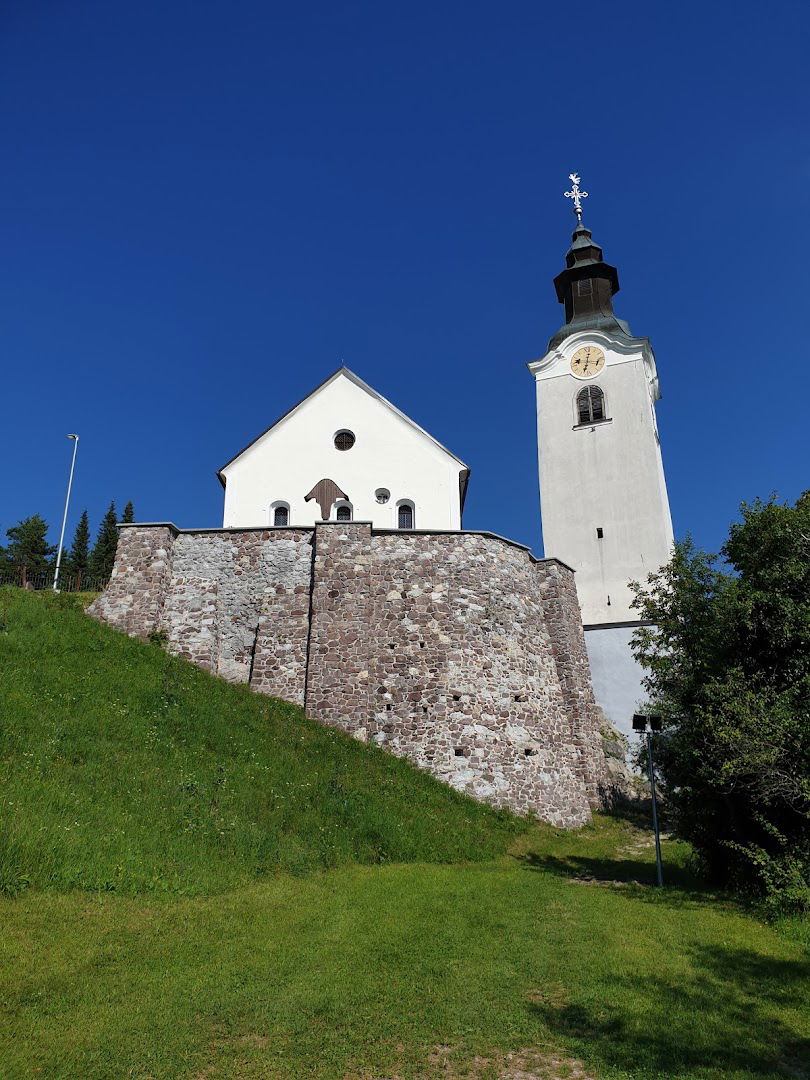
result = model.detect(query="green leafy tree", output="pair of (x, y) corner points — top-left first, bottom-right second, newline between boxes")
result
(88, 502), (119, 582)
(631, 493), (810, 913)
(4, 515), (55, 586)
(122, 501), (135, 523)
(66, 509), (91, 588)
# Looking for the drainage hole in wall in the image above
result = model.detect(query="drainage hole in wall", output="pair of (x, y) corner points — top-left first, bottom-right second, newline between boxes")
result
(419, 641), (425, 648)
(454, 747), (465, 757)
(452, 695), (461, 702)
(386, 704), (392, 712)
(524, 748), (535, 757)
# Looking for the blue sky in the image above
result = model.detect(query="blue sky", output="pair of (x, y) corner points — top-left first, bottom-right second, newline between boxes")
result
(2, 0), (808, 558)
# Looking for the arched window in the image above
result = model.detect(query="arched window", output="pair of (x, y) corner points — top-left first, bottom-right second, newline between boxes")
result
(335, 502), (353, 522)
(271, 502), (290, 526)
(397, 501), (414, 530)
(576, 385), (605, 425)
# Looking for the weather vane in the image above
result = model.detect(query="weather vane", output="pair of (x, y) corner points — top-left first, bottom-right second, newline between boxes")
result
(564, 172), (588, 223)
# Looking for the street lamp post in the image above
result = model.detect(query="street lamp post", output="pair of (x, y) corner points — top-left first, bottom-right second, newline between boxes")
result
(53, 434), (79, 592)
(632, 713), (664, 887)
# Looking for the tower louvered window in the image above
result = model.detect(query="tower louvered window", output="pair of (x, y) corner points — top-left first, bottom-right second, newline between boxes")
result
(576, 385), (605, 424)
(336, 504), (352, 522)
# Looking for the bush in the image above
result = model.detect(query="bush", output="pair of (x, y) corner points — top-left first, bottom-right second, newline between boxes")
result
(631, 494), (810, 915)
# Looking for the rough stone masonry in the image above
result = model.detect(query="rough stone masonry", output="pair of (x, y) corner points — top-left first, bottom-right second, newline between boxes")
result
(89, 522), (609, 827)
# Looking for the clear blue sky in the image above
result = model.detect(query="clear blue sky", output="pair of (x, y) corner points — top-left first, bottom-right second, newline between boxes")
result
(2, 1), (808, 557)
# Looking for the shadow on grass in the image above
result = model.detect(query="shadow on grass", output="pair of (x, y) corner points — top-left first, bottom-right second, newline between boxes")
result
(516, 851), (718, 907)
(531, 944), (810, 1078)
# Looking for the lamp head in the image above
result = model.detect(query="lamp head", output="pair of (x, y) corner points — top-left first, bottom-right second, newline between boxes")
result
(649, 716), (663, 732)
(632, 714), (648, 732)
(67, 433), (78, 440)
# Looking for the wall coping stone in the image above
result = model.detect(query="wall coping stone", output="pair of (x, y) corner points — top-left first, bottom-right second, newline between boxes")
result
(583, 619), (654, 630)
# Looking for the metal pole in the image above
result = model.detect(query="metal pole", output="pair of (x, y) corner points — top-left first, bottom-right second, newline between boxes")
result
(647, 731), (664, 887)
(53, 434), (79, 592)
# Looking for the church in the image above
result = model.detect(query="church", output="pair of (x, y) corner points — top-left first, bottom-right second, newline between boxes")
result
(213, 174), (673, 743)
(217, 366), (469, 532)
(90, 175), (671, 822)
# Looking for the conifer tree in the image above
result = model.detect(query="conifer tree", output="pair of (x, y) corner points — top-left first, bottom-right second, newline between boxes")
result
(122, 501), (135, 523)
(88, 502), (119, 581)
(67, 509), (91, 588)
(5, 515), (55, 587)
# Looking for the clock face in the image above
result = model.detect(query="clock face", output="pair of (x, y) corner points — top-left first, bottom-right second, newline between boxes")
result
(570, 345), (606, 378)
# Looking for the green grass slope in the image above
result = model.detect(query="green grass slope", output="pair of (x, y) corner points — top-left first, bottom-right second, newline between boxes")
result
(0, 588), (520, 895)
(2, 588), (808, 1080)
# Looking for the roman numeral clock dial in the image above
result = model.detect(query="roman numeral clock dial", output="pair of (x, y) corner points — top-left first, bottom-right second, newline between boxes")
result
(570, 346), (605, 377)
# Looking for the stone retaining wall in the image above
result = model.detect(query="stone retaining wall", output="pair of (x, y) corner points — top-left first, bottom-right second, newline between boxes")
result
(89, 522), (607, 826)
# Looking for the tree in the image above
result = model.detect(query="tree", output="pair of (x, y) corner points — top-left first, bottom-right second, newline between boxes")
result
(88, 502), (119, 582)
(4, 515), (55, 587)
(66, 509), (91, 588)
(631, 493), (810, 913)
(122, 501), (135, 523)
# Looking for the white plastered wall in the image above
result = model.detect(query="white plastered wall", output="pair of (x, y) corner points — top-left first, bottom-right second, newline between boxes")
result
(584, 625), (649, 742)
(220, 371), (466, 530)
(529, 330), (674, 626)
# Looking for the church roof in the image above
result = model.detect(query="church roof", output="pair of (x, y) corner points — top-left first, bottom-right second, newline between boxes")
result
(216, 366), (471, 507)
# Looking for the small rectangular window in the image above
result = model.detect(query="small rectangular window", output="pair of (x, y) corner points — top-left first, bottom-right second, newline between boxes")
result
(596, 527), (604, 539)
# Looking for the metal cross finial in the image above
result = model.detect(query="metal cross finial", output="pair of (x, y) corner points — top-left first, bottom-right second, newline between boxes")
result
(564, 172), (588, 223)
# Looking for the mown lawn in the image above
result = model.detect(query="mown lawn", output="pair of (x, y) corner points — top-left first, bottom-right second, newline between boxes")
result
(0, 590), (808, 1079)
(3, 818), (808, 1080)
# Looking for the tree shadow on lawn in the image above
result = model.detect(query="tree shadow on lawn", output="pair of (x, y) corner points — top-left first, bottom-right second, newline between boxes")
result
(530, 944), (810, 1078)
(516, 850), (713, 907)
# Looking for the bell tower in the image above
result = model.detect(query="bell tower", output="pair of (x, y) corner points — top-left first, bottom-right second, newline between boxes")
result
(529, 175), (674, 738)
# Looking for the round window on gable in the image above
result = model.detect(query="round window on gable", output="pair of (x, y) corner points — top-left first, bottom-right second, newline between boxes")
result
(334, 430), (355, 451)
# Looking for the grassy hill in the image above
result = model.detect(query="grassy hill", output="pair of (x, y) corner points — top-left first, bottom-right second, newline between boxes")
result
(0, 588), (520, 896)
(1, 588), (808, 1080)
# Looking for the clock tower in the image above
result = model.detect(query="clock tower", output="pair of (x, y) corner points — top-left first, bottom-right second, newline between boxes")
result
(528, 176), (674, 739)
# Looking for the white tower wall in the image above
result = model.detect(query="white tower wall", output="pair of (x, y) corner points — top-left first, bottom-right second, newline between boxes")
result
(530, 330), (673, 627)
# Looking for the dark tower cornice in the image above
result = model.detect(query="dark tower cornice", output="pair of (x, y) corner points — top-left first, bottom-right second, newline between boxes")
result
(548, 175), (631, 350)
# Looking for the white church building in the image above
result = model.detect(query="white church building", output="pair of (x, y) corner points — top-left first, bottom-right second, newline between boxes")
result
(215, 176), (673, 742)
(218, 366), (469, 532)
